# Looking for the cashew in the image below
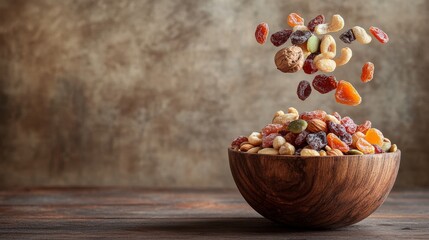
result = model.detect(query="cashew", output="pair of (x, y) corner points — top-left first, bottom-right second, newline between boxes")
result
(273, 136), (286, 150)
(287, 107), (299, 116)
(320, 35), (336, 56)
(248, 132), (262, 146)
(352, 26), (372, 44)
(279, 142), (295, 155)
(314, 52), (335, 64)
(316, 58), (336, 72)
(334, 47), (352, 66)
(258, 148), (279, 155)
(315, 14), (344, 34)
(319, 150), (327, 156)
(327, 14), (344, 32)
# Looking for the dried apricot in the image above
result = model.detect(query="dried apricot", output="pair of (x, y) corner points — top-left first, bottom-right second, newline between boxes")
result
(327, 133), (350, 153)
(255, 22), (269, 44)
(361, 62), (374, 83)
(335, 80), (362, 106)
(365, 128), (384, 147)
(356, 138), (375, 154)
(287, 13), (304, 27)
(351, 132), (365, 148)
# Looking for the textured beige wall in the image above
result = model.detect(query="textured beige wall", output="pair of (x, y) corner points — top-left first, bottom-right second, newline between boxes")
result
(0, 0), (428, 188)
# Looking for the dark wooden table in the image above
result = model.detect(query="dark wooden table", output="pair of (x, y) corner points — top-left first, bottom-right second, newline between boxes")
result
(0, 188), (428, 239)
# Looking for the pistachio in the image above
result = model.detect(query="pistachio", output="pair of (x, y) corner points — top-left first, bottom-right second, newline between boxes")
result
(287, 119), (308, 134)
(348, 149), (364, 155)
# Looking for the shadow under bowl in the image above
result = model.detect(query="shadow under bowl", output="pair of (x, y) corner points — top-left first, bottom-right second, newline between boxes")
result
(228, 148), (401, 229)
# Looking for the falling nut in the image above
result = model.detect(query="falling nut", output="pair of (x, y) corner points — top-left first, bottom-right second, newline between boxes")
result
(274, 46), (304, 73)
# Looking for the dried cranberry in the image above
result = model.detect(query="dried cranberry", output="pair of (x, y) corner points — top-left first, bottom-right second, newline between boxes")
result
(307, 15), (325, 32)
(303, 53), (318, 74)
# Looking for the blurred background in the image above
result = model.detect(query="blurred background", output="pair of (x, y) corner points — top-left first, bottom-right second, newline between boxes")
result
(0, 0), (428, 189)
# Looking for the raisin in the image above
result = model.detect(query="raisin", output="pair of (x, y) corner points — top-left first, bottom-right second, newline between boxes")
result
(327, 121), (347, 137)
(335, 80), (362, 106)
(278, 130), (288, 136)
(340, 133), (352, 146)
(255, 22), (269, 45)
(356, 120), (372, 134)
(270, 29), (293, 47)
(231, 136), (248, 150)
(295, 130), (309, 147)
(369, 26), (389, 44)
(361, 62), (374, 83)
(365, 128), (384, 147)
(295, 148), (303, 156)
(312, 74), (337, 94)
(262, 133), (280, 148)
(297, 80), (312, 101)
(327, 133), (350, 153)
(261, 124), (283, 137)
(373, 144), (384, 154)
(306, 131), (327, 150)
(339, 29), (356, 44)
(301, 110), (327, 121)
(287, 13), (304, 27)
(340, 116), (357, 134)
(356, 138), (375, 154)
(285, 132), (297, 144)
(303, 53), (319, 74)
(307, 15), (325, 32)
(290, 30), (312, 45)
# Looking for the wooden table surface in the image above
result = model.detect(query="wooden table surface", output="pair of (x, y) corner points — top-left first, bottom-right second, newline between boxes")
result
(0, 188), (428, 239)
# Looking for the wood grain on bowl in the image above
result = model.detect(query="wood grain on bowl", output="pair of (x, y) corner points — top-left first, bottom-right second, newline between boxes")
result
(228, 149), (401, 229)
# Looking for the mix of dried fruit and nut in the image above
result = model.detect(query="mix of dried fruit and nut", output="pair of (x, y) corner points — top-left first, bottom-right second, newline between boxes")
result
(231, 108), (398, 156)
(255, 13), (388, 105)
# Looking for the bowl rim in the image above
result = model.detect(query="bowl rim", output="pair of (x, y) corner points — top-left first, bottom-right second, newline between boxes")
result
(228, 147), (401, 159)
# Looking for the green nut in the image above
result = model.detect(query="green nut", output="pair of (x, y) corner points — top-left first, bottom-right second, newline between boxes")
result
(287, 119), (308, 134)
(381, 138), (392, 152)
(307, 35), (320, 53)
(347, 149), (364, 155)
(389, 144), (397, 152)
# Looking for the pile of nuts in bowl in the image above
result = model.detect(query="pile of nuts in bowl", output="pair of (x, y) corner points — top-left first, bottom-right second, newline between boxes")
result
(230, 108), (398, 156)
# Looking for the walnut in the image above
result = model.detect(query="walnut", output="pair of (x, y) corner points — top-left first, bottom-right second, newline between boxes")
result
(274, 46), (304, 73)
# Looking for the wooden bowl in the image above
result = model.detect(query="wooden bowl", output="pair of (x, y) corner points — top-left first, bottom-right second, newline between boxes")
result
(228, 148), (400, 229)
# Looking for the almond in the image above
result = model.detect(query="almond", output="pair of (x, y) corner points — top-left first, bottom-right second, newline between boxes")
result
(306, 119), (327, 133)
